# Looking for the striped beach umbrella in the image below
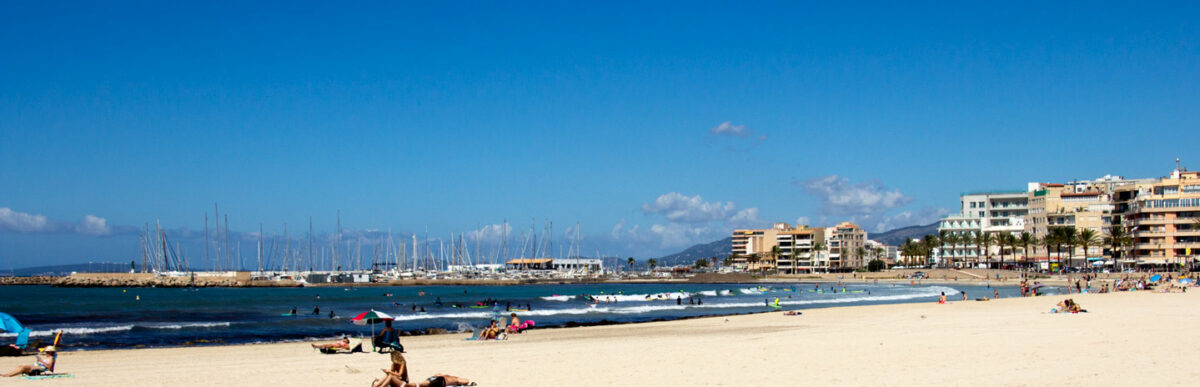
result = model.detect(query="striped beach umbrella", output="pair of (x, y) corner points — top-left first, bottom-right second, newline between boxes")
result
(351, 310), (394, 350)
(350, 310), (394, 325)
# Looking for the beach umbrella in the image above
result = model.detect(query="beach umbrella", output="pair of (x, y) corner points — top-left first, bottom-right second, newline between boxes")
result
(351, 310), (394, 325)
(0, 313), (24, 333)
(350, 310), (394, 349)
(1150, 275), (1162, 283)
(1180, 278), (1194, 285)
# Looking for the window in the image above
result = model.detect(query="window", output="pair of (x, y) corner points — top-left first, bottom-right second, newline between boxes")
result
(979, 211), (985, 217)
(970, 202), (976, 208)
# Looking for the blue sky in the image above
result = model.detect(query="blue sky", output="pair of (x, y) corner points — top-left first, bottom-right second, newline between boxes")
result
(2, 1), (1198, 268)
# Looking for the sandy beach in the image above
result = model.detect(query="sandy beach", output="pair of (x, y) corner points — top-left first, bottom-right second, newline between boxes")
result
(4, 288), (1197, 386)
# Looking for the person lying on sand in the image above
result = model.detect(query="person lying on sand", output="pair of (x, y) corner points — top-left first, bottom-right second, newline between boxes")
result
(373, 351), (474, 387)
(1055, 299), (1087, 313)
(2, 346), (55, 377)
(312, 336), (350, 350)
(783, 311), (802, 316)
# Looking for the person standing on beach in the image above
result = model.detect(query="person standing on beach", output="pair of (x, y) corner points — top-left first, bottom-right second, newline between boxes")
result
(962, 292), (967, 301)
(938, 292), (946, 304)
(993, 289), (1000, 299)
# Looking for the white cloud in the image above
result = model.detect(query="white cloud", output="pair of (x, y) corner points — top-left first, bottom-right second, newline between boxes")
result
(710, 121), (752, 137)
(648, 223), (710, 248)
(641, 193), (739, 223)
(465, 223), (512, 242)
(615, 193), (769, 252)
(729, 208), (764, 227)
(800, 175), (911, 216)
(0, 207), (53, 233)
(76, 215), (111, 236)
(794, 216), (811, 227)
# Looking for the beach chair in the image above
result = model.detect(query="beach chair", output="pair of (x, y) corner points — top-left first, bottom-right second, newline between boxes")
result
(320, 338), (363, 354)
(375, 330), (404, 353)
(464, 328), (485, 341)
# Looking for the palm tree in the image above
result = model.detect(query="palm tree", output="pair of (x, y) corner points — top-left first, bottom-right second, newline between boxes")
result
(770, 245), (782, 275)
(1062, 227), (1079, 268)
(1040, 232), (1056, 269)
(921, 234), (939, 267)
(901, 240), (916, 266)
(1078, 228), (1100, 265)
(1104, 225), (1130, 271)
(941, 233), (958, 268)
(746, 254), (760, 274)
(647, 258), (657, 271)
(1018, 232), (1033, 269)
(976, 232), (993, 269)
(627, 257), (635, 272)
(998, 232), (1014, 270)
(939, 230), (950, 266)
(811, 242), (826, 273)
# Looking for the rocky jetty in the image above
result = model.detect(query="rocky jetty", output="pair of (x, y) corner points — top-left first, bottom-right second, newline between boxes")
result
(0, 276), (59, 285)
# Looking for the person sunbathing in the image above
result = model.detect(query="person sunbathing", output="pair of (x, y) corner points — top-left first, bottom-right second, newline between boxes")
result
(507, 313), (522, 334)
(312, 336), (350, 350)
(373, 351), (410, 387)
(373, 351), (474, 387)
(2, 346), (55, 377)
(479, 320), (500, 340)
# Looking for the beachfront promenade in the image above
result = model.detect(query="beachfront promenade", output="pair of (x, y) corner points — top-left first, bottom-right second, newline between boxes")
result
(5, 287), (1196, 386)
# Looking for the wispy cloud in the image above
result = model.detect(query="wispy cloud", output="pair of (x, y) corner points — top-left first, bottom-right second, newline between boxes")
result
(709, 121), (751, 137)
(797, 175), (946, 232)
(0, 208), (127, 236)
(0, 207), (53, 233)
(612, 193), (768, 251)
(641, 193), (738, 223)
(799, 175), (911, 217)
(76, 214), (111, 236)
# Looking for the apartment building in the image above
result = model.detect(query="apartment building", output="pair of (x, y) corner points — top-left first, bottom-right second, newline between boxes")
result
(775, 226), (826, 274)
(1114, 168), (1200, 266)
(826, 222), (867, 271)
(1023, 175), (1154, 266)
(731, 222), (870, 272)
(937, 191), (1029, 267)
(730, 223), (790, 270)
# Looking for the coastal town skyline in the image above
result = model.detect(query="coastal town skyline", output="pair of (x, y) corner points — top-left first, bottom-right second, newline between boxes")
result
(3, 2), (1199, 266)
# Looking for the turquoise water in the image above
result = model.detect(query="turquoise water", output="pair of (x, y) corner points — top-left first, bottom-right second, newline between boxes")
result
(0, 282), (1022, 350)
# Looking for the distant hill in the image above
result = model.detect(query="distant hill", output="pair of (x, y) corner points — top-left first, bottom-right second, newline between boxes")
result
(655, 237), (732, 267)
(4, 262), (135, 277)
(868, 222), (939, 246)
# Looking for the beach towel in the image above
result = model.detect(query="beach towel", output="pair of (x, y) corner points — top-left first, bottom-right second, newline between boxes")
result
(20, 374), (74, 380)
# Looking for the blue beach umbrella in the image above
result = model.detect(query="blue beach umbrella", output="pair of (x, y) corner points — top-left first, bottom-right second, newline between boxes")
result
(0, 313), (23, 333)
(1150, 275), (1162, 282)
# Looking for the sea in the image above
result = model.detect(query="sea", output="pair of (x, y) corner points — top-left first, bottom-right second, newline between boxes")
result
(0, 281), (1030, 350)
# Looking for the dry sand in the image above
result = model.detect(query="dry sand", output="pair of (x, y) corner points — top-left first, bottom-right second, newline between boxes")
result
(4, 289), (1198, 386)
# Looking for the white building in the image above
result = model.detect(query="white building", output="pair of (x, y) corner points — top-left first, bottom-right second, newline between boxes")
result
(938, 191), (1029, 267)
